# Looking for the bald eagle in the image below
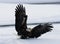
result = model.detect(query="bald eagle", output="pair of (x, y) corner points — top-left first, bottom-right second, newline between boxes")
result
(15, 4), (53, 39)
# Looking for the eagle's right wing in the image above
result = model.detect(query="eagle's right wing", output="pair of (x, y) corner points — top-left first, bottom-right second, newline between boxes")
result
(30, 23), (53, 38)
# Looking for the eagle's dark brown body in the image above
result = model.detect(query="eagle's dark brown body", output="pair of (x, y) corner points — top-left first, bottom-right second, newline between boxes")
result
(15, 4), (53, 39)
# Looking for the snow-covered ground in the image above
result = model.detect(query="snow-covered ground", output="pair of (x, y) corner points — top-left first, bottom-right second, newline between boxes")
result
(0, 3), (60, 25)
(0, 24), (60, 44)
(0, 3), (60, 44)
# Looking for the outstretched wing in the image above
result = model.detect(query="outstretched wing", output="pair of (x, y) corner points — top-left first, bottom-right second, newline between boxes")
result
(15, 4), (27, 35)
(15, 4), (27, 26)
(30, 23), (53, 38)
(40, 23), (53, 34)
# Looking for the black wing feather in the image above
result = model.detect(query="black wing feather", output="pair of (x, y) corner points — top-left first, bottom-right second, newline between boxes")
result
(29, 23), (53, 38)
(15, 4), (27, 35)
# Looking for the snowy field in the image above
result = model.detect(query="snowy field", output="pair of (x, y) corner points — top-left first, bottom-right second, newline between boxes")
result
(0, 24), (60, 44)
(0, 3), (60, 25)
(0, 3), (60, 44)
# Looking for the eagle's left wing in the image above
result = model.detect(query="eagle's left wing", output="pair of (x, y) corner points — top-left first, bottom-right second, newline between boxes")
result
(15, 4), (28, 35)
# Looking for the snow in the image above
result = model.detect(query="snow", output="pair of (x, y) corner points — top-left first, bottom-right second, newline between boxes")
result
(0, 3), (60, 44)
(0, 0), (60, 4)
(0, 4), (60, 25)
(0, 24), (60, 44)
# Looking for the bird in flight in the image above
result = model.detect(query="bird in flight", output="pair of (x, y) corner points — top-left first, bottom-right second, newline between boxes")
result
(15, 4), (53, 39)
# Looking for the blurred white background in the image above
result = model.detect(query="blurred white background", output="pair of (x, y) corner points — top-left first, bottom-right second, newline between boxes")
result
(0, 3), (60, 25)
